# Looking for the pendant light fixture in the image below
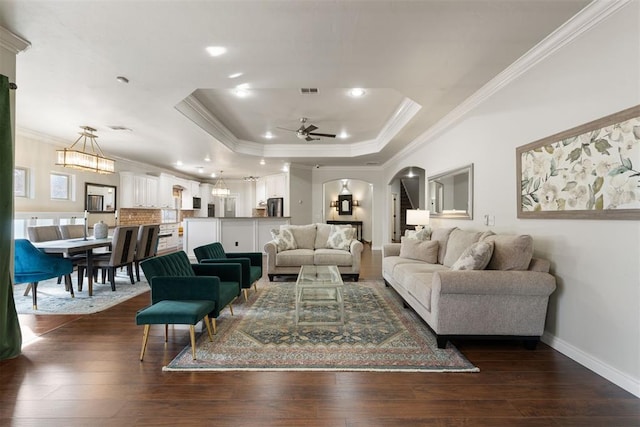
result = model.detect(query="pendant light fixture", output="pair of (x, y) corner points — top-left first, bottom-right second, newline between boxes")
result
(211, 170), (230, 197)
(55, 126), (115, 174)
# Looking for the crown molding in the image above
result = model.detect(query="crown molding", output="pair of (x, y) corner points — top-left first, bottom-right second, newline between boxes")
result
(0, 26), (30, 54)
(387, 0), (631, 167)
(177, 92), (421, 158)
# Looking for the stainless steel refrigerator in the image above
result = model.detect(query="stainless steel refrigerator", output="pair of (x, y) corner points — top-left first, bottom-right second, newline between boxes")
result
(267, 197), (283, 217)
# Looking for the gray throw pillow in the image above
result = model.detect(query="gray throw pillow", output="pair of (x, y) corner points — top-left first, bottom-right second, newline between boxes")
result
(399, 239), (439, 263)
(270, 228), (297, 252)
(326, 225), (355, 250)
(450, 241), (494, 271)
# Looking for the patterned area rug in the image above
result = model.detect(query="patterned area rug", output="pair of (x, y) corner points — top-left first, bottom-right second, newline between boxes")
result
(13, 271), (149, 315)
(164, 280), (478, 372)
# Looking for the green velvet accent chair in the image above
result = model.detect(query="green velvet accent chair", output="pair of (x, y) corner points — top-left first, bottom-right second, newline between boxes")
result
(14, 239), (74, 310)
(140, 251), (241, 335)
(135, 279), (217, 361)
(193, 242), (262, 301)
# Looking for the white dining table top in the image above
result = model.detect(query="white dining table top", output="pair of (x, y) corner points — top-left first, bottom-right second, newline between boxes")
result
(34, 237), (112, 253)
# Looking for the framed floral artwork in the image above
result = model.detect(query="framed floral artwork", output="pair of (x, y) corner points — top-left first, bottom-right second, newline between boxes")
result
(516, 105), (640, 219)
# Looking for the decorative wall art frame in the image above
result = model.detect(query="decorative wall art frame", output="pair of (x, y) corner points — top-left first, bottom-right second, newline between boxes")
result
(516, 105), (640, 219)
(338, 194), (353, 216)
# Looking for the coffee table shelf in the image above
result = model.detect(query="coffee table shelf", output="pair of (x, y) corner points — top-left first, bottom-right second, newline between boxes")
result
(295, 265), (345, 326)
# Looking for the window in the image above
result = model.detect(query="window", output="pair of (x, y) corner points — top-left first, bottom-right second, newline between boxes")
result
(14, 167), (28, 197)
(50, 173), (70, 200)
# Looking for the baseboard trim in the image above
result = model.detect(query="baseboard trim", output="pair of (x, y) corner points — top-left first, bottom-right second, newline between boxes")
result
(542, 331), (640, 398)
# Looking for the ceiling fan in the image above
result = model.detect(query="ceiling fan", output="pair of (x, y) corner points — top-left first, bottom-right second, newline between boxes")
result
(277, 117), (336, 141)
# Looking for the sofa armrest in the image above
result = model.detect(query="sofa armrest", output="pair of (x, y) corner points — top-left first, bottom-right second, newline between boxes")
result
(433, 270), (556, 297)
(227, 252), (263, 269)
(349, 239), (364, 255)
(192, 263), (242, 284)
(264, 240), (278, 271)
(382, 243), (401, 258)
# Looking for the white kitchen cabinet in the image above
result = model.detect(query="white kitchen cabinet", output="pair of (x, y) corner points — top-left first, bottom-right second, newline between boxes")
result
(120, 172), (159, 208)
(158, 173), (175, 208)
(255, 178), (266, 204)
(265, 173), (287, 198)
(190, 180), (201, 198)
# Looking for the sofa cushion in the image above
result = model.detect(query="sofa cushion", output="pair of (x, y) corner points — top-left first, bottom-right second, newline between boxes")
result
(394, 262), (449, 287)
(314, 248), (353, 266)
(382, 256), (426, 277)
(404, 271), (436, 311)
(451, 240), (494, 271)
(399, 238), (439, 263)
(271, 228), (297, 252)
(326, 225), (355, 250)
(483, 234), (534, 271)
(429, 227), (457, 264)
(275, 249), (315, 267)
(282, 224), (316, 250)
(314, 223), (333, 249)
(442, 229), (483, 267)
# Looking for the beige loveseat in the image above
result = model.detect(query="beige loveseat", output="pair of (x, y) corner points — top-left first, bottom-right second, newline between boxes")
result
(383, 227), (556, 349)
(264, 223), (364, 281)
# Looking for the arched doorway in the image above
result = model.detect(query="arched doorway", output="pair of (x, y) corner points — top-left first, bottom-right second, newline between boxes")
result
(388, 166), (425, 242)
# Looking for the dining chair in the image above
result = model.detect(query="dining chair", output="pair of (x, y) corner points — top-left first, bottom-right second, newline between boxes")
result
(59, 224), (86, 239)
(27, 225), (74, 289)
(78, 226), (138, 291)
(14, 239), (74, 310)
(134, 224), (160, 282)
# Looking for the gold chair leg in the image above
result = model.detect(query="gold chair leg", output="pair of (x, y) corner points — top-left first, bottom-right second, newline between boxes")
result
(140, 324), (151, 361)
(164, 324), (168, 342)
(189, 325), (197, 360)
(204, 315), (214, 341)
(212, 317), (217, 335)
(229, 304), (234, 316)
(243, 288), (248, 301)
(253, 281), (258, 291)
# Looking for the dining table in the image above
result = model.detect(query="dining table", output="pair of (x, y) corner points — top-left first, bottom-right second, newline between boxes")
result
(33, 237), (112, 297)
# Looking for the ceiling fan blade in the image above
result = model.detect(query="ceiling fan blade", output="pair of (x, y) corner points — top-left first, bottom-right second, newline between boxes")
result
(305, 136), (318, 142)
(276, 126), (296, 132)
(303, 124), (318, 133)
(308, 132), (336, 138)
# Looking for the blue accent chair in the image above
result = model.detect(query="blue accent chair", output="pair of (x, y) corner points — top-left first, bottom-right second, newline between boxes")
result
(14, 239), (74, 310)
(193, 242), (262, 301)
(140, 251), (241, 336)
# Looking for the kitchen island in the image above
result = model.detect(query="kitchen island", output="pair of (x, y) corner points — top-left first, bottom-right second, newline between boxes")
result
(183, 217), (290, 259)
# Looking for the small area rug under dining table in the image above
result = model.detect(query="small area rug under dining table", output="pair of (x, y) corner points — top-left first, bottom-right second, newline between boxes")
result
(164, 279), (478, 373)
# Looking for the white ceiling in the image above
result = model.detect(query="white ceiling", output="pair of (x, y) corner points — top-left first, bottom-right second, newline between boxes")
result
(0, 0), (590, 180)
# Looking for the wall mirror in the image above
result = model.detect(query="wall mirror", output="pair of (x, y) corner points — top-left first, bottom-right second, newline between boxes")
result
(428, 164), (473, 219)
(85, 183), (117, 213)
(338, 194), (353, 215)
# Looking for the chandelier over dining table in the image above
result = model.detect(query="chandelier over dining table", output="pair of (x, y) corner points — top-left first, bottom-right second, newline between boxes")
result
(55, 126), (115, 174)
(211, 170), (230, 197)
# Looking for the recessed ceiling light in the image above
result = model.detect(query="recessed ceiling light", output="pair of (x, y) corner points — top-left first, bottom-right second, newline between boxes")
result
(204, 156), (211, 162)
(348, 88), (365, 97)
(116, 76), (129, 84)
(264, 132), (274, 139)
(206, 46), (227, 57)
(210, 172), (216, 178)
(338, 131), (349, 139)
(176, 160), (183, 166)
(282, 163), (289, 172)
(228, 72), (243, 79)
(197, 167), (204, 174)
(259, 159), (266, 165)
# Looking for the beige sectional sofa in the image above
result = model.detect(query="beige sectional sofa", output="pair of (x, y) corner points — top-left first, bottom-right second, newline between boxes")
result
(264, 223), (364, 281)
(383, 227), (556, 349)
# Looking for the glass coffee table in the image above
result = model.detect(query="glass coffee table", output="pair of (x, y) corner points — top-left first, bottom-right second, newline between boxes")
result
(295, 265), (345, 326)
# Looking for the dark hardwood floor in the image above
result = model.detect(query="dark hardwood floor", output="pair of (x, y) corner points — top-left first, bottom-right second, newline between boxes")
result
(2, 245), (638, 426)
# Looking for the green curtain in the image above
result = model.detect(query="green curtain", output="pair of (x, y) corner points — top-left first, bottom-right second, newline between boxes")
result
(0, 75), (22, 359)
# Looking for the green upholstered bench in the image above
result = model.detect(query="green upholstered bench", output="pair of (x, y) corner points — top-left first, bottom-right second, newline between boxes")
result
(136, 299), (216, 361)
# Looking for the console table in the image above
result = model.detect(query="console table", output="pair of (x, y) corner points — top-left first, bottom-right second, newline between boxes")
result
(326, 220), (363, 242)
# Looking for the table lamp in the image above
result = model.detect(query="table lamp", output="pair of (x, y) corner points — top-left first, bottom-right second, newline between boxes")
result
(406, 209), (430, 231)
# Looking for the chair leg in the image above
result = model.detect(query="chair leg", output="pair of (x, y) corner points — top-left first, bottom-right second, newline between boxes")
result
(64, 274), (75, 298)
(139, 324), (151, 361)
(243, 288), (249, 301)
(203, 315), (214, 341)
(135, 261), (141, 282)
(31, 281), (38, 310)
(77, 266), (84, 292)
(109, 268), (116, 291)
(23, 283), (32, 296)
(253, 281), (258, 291)
(229, 304), (234, 316)
(189, 325), (197, 360)
(128, 264), (135, 284)
(211, 318), (217, 335)
(164, 324), (168, 342)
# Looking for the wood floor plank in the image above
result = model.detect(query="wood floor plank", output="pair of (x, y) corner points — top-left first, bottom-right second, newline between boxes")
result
(1, 246), (637, 426)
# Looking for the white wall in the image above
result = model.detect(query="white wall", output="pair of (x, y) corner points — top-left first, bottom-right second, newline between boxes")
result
(312, 167), (385, 249)
(385, 2), (640, 396)
(289, 166), (313, 224)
